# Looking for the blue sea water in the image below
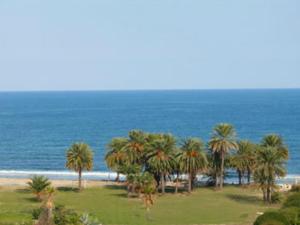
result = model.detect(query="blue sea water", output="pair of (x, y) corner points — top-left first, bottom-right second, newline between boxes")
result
(0, 90), (299, 179)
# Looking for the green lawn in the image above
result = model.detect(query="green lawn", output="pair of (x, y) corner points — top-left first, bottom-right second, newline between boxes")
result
(0, 185), (276, 225)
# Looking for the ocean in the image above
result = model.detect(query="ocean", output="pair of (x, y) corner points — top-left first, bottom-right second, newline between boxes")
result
(0, 90), (299, 180)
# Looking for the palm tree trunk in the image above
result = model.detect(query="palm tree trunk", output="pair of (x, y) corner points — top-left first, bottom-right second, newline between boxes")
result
(188, 172), (192, 193)
(238, 170), (242, 185)
(215, 174), (218, 188)
(247, 169), (251, 184)
(161, 173), (165, 194)
(267, 186), (271, 203)
(262, 188), (267, 202)
(220, 152), (225, 189)
(175, 172), (179, 194)
(78, 169), (82, 191)
(115, 172), (120, 182)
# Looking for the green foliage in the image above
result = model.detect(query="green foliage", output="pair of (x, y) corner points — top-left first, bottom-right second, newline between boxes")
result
(208, 123), (238, 188)
(271, 192), (283, 204)
(253, 211), (290, 225)
(32, 207), (43, 220)
(280, 207), (300, 225)
(53, 205), (82, 225)
(66, 143), (94, 172)
(291, 185), (300, 192)
(231, 140), (257, 184)
(66, 143), (94, 190)
(283, 193), (300, 208)
(27, 175), (51, 200)
(177, 138), (208, 192)
(254, 143), (287, 203)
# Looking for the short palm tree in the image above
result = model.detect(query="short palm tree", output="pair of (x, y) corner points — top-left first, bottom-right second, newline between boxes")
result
(209, 123), (238, 189)
(254, 146), (287, 203)
(27, 175), (51, 201)
(145, 134), (176, 194)
(66, 143), (94, 191)
(105, 137), (128, 181)
(178, 138), (208, 193)
(231, 140), (256, 185)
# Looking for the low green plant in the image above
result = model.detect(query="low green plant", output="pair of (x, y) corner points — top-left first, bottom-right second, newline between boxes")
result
(283, 193), (300, 208)
(271, 192), (283, 204)
(253, 211), (290, 225)
(27, 175), (51, 201)
(280, 207), (300, 225)
(291, 185), (300, 192)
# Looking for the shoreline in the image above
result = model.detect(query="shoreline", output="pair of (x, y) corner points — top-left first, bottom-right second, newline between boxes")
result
(0, 170), (299, 189)
(0, 177), (120, 190)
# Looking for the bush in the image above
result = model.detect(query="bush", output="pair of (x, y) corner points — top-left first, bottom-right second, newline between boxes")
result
(280, 207), (300, 225)
(32, 207), (43, 220)
(253, 211), (290, 225)
(283, 193), (300, 208)
(53, 205), (81, 225)
(271, 192), (283, 204)
(291, 185), (300, 192)
(31, 204), (82, 225)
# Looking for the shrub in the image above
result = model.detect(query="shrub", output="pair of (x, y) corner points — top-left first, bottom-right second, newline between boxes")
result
(53, 205), (81, 225)
(253, 211), (290, 225)
(32, 207), (43, 220)
(271, 192), (283, 204)
(283, 193), (300, 208)
(280, 207), (300, 225)
(291, 185), (300, 192)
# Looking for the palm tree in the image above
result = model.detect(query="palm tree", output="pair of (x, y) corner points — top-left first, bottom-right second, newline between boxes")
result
(173, 148), (183, 194)
(254, 146), (287, 203)
(145, 134), (176, 194)
(209, 123), (238, 189)
(66, 143), (94, 191)
(261, 134), (289, 160)
(122, 130), (147, 165)
(105, 137), (128, 181)
(231, 141), (256, 185)
(178, 138), (208, 193)
(27, 175), (51, 201)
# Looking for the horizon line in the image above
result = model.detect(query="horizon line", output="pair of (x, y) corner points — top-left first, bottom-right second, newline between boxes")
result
(0, 87), (300, 93)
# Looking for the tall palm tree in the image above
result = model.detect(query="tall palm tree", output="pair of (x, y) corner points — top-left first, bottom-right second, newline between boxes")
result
(261, 134), (289, 160)
(209, 123), (238, 189)
(66, 143), (94, 191)
(178, 138), (208, 193)
(231, 140), (256, 185)
(145, 134), (176, 194)
(123, 130), (147, 164)
(254, 146), (287, 203)
(105, 137), (128, 181)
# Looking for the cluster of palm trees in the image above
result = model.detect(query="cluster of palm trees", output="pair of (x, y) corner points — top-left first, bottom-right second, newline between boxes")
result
(62, 123), (289, 203)
(103, 123), (289, 203)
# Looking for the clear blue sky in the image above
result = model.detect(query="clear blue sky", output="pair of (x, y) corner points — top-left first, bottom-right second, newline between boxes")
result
(0, 0), (299, 91)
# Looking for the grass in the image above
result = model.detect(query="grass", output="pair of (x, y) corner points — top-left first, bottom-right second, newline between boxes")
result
(0, 185), (276, 225)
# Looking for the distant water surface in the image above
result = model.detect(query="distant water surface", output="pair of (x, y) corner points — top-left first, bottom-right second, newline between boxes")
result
(0, 90), (299, 178)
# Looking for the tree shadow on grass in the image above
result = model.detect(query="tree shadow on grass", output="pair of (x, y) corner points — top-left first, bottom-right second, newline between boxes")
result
(56, 187), (79, 192)
(15, 188), (31, 194)
(104, 185), (127, 191)
(226, 193), (262, 205)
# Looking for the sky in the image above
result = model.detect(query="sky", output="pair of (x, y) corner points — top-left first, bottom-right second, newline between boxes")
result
(0, 0), (300, 91)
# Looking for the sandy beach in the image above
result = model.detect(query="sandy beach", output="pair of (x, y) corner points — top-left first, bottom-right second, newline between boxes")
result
(0, 178), (118, 190)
